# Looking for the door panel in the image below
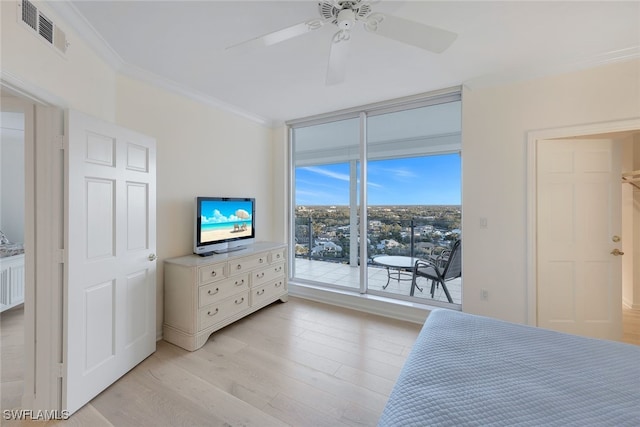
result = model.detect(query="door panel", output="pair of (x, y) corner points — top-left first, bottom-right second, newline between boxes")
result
(537, 139), (622, 340)
(64, 110), (156, 414)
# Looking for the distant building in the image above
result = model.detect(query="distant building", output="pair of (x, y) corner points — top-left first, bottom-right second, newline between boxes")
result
(420, 225), (434, 236)
(376, 239), (401, 250)
(311, 241), (343, 255)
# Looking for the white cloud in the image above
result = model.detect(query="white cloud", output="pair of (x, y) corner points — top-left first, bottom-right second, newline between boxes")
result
(202, 209), (245, 224)
(302, 166), (350, 181)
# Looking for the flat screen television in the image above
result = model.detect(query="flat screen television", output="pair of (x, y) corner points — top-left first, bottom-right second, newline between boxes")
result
(194, 197), (255, 256)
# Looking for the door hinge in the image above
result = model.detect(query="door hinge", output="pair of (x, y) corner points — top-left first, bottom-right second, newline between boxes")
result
(55, 249), (66, 264)
(55, 135), (66, 150)
(56, 363), (64, 378)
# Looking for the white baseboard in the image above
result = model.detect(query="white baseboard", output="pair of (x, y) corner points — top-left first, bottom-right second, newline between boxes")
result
(288, 282), (439, 324)
(623, 298), (640, 311)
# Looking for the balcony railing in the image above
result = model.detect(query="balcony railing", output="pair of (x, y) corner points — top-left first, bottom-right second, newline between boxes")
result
(294, 215), (460, 265)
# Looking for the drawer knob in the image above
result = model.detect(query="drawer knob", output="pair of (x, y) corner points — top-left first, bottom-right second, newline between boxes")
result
(235, 297), (245, 305)
(235, 279), (245, 286)
(207, 288), (219, 295)
(256, 272), (265, 279)
(257, 289), (265, 296)
(207, 308), (219, 316)
(236, 264), (242, 270)
(275, 266), (282, 272)
(211, 271), (217, 277)
(259, 258), (264, 263)
(276, 254), (281, 259)
(275, 281), (282, 287)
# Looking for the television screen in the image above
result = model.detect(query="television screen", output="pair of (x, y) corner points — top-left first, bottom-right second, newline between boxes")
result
(195, 197), (255, 255)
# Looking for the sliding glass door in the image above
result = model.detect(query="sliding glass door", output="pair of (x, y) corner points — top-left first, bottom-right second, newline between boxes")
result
(289, 89), (462, 307)
(366, 102), (461, 304)
(292, 117), (361, 291)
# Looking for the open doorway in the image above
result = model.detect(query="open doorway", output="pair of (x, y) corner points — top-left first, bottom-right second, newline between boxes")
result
(0, 83), (65, 414)
(527, 119), (640, 344)
(0, 90), (31, 412)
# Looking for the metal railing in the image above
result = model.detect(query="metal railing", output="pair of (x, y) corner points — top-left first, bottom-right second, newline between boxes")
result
(294, 215), (460, 264)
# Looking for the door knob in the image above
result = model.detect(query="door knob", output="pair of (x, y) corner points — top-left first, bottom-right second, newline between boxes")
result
(610, 249), (624, 256)
(148, 253), (157, 261)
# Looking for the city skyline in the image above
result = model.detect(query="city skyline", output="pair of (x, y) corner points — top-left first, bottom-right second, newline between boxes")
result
(296, 154), (461, 206)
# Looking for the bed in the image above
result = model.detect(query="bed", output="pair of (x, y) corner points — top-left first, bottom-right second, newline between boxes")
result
(379, 309), (640, 427)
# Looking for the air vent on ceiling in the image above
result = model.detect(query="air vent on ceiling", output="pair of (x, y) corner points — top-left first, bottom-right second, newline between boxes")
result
(18, 0), (68, 54)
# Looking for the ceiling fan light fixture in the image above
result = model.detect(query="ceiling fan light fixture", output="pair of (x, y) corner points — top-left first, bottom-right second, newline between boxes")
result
(337, 9), (356, 30)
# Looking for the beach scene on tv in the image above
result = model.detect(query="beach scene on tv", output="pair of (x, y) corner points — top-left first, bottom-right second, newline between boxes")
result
(200, 200), (253, 243)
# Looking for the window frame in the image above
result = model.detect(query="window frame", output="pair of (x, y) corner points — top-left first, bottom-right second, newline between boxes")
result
(287, 86), (462, 307)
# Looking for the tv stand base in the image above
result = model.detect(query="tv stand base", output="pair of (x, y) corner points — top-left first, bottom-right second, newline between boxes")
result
(213, 246), (246, 254)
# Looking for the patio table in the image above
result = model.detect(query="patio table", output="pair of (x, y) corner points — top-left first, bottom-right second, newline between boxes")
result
(372, 256), (421, 289)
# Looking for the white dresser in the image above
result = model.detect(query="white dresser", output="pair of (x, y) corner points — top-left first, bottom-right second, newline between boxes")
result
(163, 242), (287, 351)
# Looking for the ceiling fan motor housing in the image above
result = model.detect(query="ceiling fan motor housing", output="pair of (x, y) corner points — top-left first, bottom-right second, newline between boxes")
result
(319, 0), (371, 26)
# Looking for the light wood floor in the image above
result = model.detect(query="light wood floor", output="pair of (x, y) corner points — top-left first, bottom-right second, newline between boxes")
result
(1, 301), (639, 426)
(1, 298), (422, 426)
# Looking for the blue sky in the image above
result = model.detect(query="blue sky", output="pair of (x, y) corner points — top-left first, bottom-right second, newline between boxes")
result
(201, 200), (253, 224)
(296, 154), (461, 206)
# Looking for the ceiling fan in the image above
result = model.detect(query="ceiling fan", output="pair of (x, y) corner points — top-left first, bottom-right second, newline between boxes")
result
(227, 0), (457, 85)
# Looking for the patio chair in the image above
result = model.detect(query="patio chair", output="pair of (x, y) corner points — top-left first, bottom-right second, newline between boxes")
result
(410, 239), (461, 303)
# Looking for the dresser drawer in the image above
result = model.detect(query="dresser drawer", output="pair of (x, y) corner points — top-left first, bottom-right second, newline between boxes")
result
(198, 262), (226, 285)
(198, 274), (249, 308)
(228, 253), (268, 274)
(270, 248), (285, 264)
(252, 262), (285, 287)
(251, 278), (286, 306)
(198, 291), (249, 331)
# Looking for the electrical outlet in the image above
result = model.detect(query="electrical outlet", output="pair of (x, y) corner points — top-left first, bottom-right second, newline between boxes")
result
(480, 289), (489, 300)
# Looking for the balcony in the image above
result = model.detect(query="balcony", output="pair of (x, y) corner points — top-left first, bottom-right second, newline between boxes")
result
(293, 211), (461, 305)
(293, 258), (462, 305)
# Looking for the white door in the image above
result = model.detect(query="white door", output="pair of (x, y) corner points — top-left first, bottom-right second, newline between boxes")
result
(64, 110), (156, 414)
(537, 138), (622, 340)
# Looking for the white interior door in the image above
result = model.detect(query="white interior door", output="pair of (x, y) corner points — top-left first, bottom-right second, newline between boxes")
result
(64, 110), (156, 414)
(537, 138), (622, 340)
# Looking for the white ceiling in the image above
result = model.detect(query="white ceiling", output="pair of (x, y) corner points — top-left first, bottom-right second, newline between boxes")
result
(50, 1), (639, 126)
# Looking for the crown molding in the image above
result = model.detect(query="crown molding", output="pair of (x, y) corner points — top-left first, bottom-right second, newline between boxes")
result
(465, 46), (640, 90)
(45, 1), (274, 128)
(45, 1), (126, 71)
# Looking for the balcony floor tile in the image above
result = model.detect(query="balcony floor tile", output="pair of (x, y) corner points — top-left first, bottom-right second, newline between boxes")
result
(293, 259), (461, 304)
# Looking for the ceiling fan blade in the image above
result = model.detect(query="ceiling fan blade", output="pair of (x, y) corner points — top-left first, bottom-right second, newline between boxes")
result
(326, 30), (351, 85)
(227, 19), (326, 51)
(363, 13), (457, 53)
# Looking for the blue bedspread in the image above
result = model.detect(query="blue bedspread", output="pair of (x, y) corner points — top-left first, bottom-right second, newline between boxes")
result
(379, 309), (640, 426)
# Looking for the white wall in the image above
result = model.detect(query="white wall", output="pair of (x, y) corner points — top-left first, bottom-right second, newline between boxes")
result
(462, 59), (640, 324)
(272, 125), (288, 243)
(1, 0), (276, 336)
